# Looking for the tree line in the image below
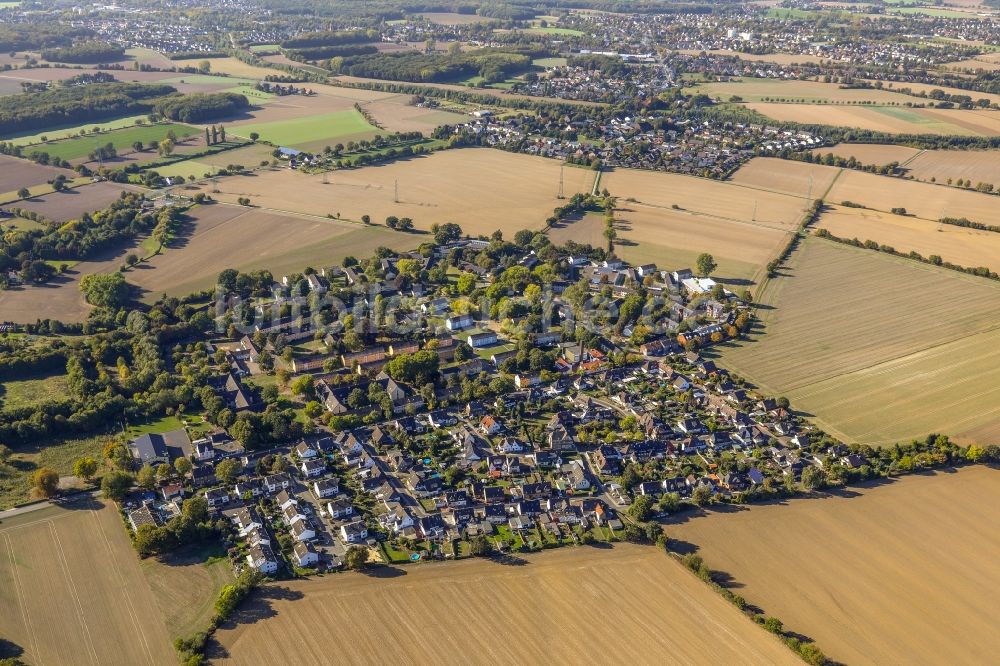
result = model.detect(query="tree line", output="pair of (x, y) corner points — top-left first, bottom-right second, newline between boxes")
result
(39, 41), (125, 64)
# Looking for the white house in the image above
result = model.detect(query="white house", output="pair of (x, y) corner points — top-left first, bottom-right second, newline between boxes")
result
(301, 459), (326, 478)
(313, 478), (340, 499)
(247, 544), (279, 574)
(327, 497), (354, 519)
(445, 315), (473, 331)
(340, 520), (368, 543)
(293, 541), (319, 567)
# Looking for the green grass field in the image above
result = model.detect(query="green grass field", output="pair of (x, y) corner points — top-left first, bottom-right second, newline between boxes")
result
(249, 44), (281, 53)
(7, 115), (150, 146)
(232, 109), (379, 148)
(160, 74), (257, 87)
(0, 432), (113, 508)
(26, 123), (199, 161)
(532, 57), (567, 68)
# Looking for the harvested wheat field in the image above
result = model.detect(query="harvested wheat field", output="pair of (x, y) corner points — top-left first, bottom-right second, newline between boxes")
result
(748, 103), (1000, 135)
(127, 202), (415, 298)
(602, 167), (810, 231)
(669, 467), (1000, 666)
(817, 204), (1000, 272)
(0, 498), (176, 666)
(716, 238), (1000, 443)
(193, 149), (597, 237)
(550, 208), (784, 284)
(827, 169), (1000, 223)
(729, 157), (841, 198)
(210, 544), (799, 665)
(902, 148), (1000, 185)
(696, 78), (919, 104)
(361, 94), (469, 133)
(809, 142), (921, 166)
(945, 51), (1000, 71)
(677, 49), (826, 65)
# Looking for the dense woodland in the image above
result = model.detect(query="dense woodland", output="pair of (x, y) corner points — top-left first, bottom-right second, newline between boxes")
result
(329, 49), (535, 83)
(154, 93), (250, 123)
(0, 24), (93, 52)
(0, 82), (176, 135)
(39, 41), (125, 64)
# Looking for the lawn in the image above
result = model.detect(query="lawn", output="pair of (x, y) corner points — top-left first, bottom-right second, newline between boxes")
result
(126, 414), (185, 437)
(28, 123), (200, 161)
(532, 57), (567, 68)
(232, 109), (379, 148)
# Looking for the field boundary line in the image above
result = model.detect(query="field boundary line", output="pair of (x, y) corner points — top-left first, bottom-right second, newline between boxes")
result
(47, 519), (100, 666)
(4, 532), (39, 663)
(90, 508), (157, 666)
(208, 201), (370, 228)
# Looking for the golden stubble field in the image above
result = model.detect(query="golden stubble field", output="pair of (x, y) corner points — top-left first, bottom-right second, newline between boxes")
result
(193, 149), (597, 237)
(902, 148), (1000, 186)
(728, 157), (841, 198)
(810, 142), (921, 165)
(669, 467), (1000, 666)
(0, 498), (176, 666)
(716, 238), (1000, 443)
(827, 168), (1000, 223)
(748, 103), (1000, 135)
(210, 543), (800, 665)
(128, 202), (418, 299)
(817, 204), (1000, 273)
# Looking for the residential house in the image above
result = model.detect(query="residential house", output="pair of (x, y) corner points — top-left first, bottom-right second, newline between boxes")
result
(247, 544), (280, 574)
(292, 541), (319, 567)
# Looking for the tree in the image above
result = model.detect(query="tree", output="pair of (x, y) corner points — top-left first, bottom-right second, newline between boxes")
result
(136, 464), (156, 489)
(691, 484), (713, 506)
(627, 494), (655, 522)
(469, 534), (494, 557)
(73, 457), (99, 482)
(125, 253), (139, 267)
(290, 374), (315, 398)
(32, 467), (59, 497)
(249, 132), (259, 142)
(158, 138), (175, 157)
(205, 127), (211, 145)
(344, 545), (369, 570)
(16, 187), (29, 199)
(215, 458), (242, 484)
(101, 470), (133, 500)
(80, 272), (129, 308)
(220, 126), (226, 142)
(695, 253), (717, 277)
(800, 466), (827, 490)
(174, 456), (192, 476)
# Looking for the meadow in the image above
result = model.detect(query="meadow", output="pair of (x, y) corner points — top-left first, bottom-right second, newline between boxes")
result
(668, 467), (1000, 666)
(192, 149), (598, 237)
(817, 204), (1000, 273)
(715, 238), (1000, 443)
(747, 103), (1000, 135)
(230, 109), (379, 150)
(0, 372), (70, 411)
(25, 123), (199, 162)
(827, 168), (1000, 223)
(209, 544), (799, 665)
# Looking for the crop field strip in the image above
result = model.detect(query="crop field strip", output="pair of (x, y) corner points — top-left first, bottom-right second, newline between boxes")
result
(717, 238), (1000, 443)
(826, 168), (1000, 222)
(212, 544), (800, 665)
(817, 204), (1000, 273)
(747, 102), (1000, 135)
(0, 501), (175, 666)
(668, 467), (1000, 666)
